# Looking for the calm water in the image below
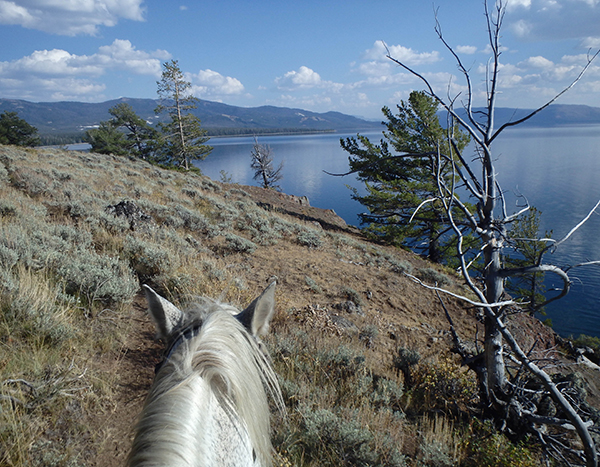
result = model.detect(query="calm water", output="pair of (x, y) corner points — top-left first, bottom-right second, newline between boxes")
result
(196, 127), (600, 339)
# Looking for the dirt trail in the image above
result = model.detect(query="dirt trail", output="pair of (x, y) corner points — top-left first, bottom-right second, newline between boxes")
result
(92, 297), (161, 467)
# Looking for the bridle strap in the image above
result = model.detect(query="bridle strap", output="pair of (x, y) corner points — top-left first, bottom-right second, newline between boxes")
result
(155, 323), (202, 374)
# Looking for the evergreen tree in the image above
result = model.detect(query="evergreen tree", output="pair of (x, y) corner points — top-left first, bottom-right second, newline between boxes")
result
(0, 111), (40, 147)
(108, 103), (162, 160)
(340, 91), (470, 262)
(85, 120), (129, 155)
(155, 60), (212, 169)
(505, 207), (551, 314)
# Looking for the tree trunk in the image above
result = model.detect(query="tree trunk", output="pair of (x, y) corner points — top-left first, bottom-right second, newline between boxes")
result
(428, 226), (441, 263)
(483, 237), (508, 401)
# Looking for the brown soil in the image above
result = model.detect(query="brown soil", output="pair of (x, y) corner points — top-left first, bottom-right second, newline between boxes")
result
(92, 297), (162, 467)
(89, 184), (600, 466)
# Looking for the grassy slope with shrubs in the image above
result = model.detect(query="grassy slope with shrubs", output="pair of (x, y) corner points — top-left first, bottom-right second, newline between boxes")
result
(0, 144), (564, 466)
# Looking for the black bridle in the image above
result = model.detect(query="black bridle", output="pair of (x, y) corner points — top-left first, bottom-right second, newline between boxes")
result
(154, 322), (203, 374)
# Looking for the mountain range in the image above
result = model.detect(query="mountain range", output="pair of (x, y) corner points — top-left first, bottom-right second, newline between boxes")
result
(0, 97), (381, 136)
(2, 97), (600, 139)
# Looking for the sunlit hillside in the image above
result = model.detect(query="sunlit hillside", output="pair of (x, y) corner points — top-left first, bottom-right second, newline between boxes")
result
(0, 144), (596, 466)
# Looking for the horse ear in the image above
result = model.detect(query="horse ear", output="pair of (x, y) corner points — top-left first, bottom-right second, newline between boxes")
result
(143, 284), (183, 338)
(237, 281), (276, 337)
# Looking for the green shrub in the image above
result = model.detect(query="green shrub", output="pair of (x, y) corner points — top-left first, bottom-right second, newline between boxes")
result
(389, 257), (414, 275)
(296, 228), (323, 248)
(236, 210), (282, 245)
(465, 420), (537, 467)
(94, 210), (130, 234)
(57, 250), (137, 304)
(0, 200), (17, 217)
(0, 268), (77, 346)
(299, 407), (378, 466)
(393, 347), (421, 385)
(0, 244), (19, 269)
(318, 345), (366, 379)
(359, 324), (379, 347)
(201, 178), (221, 192)
(411, 357), (478, 414)
(341, 286), (364, 307)
(0, 161), (8, 183)
(305, 276), (322, 294)
(572, 334), (600, 351)
(173, 205), (210, 232)
(370, 377), (404, 412)
(124, 236), (174, 278)
(417, 267), (450, 286)
(224, 233), (257, 254)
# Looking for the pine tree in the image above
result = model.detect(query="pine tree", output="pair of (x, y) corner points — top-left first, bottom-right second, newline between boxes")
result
(155, 60), (212, 169)
(0, 111), (40, 147)
(85, 120), (129, 155)
(504, 207), (551, 314)
(108, 103), (162, 160)
(341, 91), (470, 262)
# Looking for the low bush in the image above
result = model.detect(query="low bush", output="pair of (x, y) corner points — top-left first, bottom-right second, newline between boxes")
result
(464, 420), (538, 467)
(124, 235), (174, 279)
(224, 233), (257, 254)
(409, 356), (478, 414)
(417, 267), (451, 286)
(296, 227), (323, 249)
(56, 249), (138, 305)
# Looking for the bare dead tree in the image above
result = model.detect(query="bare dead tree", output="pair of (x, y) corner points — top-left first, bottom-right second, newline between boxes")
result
(381, 1), (599, 465)
(251, 137), (283, 191)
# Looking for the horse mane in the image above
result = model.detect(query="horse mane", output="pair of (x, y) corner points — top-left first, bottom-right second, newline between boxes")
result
(128, 297), (282, 467)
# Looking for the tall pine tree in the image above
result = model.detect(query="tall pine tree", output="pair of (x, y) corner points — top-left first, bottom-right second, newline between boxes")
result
(155, 60), (212, 170)
(341, 91), (470, 262)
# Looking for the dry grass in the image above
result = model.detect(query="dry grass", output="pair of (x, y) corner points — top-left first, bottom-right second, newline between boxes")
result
(0, 144), (550, 466)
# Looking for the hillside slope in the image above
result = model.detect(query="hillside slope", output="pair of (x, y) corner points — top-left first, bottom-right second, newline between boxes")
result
(0, 97), (381, 135)
(0, 145), (596, 466)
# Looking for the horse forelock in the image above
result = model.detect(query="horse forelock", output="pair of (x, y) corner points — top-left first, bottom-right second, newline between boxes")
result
(129, 298), (282, 467)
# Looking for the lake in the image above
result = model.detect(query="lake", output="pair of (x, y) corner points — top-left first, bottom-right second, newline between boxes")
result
(196, 127), (600, 339)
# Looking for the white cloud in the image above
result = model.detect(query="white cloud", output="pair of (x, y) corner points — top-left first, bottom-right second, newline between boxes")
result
(364, 41), (440, 66)
(456, 45), (478, 55)
(97, 40), (170, 75)
(0, 0), (145, 35)
(276, 66), (323, 89)
(189, 69), (245, 98)
(275, 66), (344, 93)
(0, 40), (169, 101)
(0, 75), (107, 102)
(519, 56), (554, 68)
(356, 61), (392, 77)
(0, 40), (168, 78)
(582, 36), (600, 48)
(506, 0), (600, 40)
(506, 0), (533, 10)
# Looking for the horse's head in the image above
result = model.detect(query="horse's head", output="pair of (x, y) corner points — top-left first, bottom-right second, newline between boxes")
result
(129, 281), (281, 467)
(143, 281), (277, 375)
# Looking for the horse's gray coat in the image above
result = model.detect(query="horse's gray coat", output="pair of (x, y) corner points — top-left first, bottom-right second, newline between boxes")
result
(127, 282), (282, 467)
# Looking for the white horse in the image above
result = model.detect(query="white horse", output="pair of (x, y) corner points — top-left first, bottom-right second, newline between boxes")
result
(128, 282), (283, 467)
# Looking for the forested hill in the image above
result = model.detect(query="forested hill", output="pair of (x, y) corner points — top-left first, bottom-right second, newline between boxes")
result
(0, 97), (381, 137)
(3, 97), (600, 142)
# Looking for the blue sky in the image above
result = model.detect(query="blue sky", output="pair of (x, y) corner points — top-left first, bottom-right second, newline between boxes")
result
(1, 0), (600, 119)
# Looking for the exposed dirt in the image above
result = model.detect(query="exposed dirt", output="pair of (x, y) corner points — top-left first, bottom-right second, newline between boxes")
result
(89, 184), (600, 466)
(91, 296), (162, 467)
